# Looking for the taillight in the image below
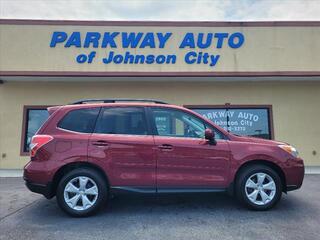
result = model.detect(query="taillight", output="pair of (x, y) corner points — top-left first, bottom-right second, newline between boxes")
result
(30, 135), (53, 157)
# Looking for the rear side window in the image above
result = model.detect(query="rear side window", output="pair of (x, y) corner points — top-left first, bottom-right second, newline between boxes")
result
(58, 108), (100, 133)
(94, 107), (148, 135)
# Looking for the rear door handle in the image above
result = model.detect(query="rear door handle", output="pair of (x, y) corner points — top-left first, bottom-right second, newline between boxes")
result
(92, 140), (109, 147)
(158, 144), (173, 150)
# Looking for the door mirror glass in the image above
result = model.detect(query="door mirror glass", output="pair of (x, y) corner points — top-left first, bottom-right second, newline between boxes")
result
(205, 128), (214, 140)
(205, 128), (216, 145)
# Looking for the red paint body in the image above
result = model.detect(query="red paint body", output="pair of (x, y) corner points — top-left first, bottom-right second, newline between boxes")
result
(23, 103), (304, 196)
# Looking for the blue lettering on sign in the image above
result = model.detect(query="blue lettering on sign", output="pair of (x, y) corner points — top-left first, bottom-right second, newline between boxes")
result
(50, 31), (67, 47)
(102, 51), (177, 65)
(49, 31), (245, 67)
(214, 33), (228, 48)
(140, 32), (156, 48)
(65, 32), (81, 48)
(84, 32), (101, 48)
(157, 32), (172, 48)
(101, 32), (119, 48)
(228, 32), (245, 48)
(185, 51), (220, 67)
(197, 33), (213, 49)
(179, 33), (196, 48)
(122, 32), (143, 48)
(185, 52), (197, 64)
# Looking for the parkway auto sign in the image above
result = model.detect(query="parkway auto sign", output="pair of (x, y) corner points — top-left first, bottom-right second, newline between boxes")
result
(1, 20), (320, 76)
(49, 31), (245, 67)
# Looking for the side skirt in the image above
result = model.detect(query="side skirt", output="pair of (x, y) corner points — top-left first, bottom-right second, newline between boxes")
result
(110, 186), (227, 194)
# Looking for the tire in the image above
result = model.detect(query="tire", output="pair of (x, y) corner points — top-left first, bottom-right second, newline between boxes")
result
(56, 168), (108, 217)
(235, 164), (282, 211)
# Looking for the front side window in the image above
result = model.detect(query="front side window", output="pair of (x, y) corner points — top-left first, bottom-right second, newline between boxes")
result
(23, 108), (49, 153)
(58, 108), (100, 133)
(94, 107), (148, 135)
(150, 108), (224, 139)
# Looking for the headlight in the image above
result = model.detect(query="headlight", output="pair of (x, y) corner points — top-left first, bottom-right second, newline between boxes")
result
(279, 144), (299, 158)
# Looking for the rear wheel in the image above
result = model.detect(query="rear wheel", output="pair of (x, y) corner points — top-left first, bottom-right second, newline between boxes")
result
(236, 165), (282, 210)
(56, 168), (108, 217)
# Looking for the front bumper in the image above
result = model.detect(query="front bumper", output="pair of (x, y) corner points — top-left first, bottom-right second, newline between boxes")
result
(284, 158), (305, 192)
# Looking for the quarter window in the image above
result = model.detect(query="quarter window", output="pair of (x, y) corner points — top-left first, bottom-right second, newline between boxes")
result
(58, 108), (100, 133)
(94, 107), (148, 135)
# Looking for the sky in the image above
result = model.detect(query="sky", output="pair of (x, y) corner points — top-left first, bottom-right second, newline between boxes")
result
(0, 0), (320, 21)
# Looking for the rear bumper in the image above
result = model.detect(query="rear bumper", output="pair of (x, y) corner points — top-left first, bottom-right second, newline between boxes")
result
(23, 160), (56, 198)
(24, 179), (54, 199)
(286, 184), (301, 191)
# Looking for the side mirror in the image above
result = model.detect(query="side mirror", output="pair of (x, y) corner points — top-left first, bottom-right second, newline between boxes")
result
(205, 128), (216, 145)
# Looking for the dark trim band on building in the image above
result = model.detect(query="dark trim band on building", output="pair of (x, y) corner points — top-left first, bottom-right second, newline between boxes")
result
(1, 19), (320, 27)
(2, 71), (320, 77)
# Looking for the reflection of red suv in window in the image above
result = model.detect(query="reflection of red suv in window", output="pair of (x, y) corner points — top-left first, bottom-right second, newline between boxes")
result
(24, 99), (304, 217)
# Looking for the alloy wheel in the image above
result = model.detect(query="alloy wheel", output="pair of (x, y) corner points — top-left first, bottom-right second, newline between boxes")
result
(63, 176), (99, 211)
(245, 172), (276, 206)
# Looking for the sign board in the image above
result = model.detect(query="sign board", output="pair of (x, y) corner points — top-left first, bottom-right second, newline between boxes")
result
(193, 107), (272, 139)
(0, 20), (320, 76)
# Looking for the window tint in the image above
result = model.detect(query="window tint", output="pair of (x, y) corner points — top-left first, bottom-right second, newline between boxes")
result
(24, 108), (49, 152)
(58, 108), (100, 133)
(193, 107), (272, 139)
(151, 108), (224, 139)
(95, 107), (148, 135)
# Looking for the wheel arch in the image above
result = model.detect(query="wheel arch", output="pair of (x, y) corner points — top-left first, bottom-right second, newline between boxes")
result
(233, 160), (287, 193)
(51, 161), (110, 197)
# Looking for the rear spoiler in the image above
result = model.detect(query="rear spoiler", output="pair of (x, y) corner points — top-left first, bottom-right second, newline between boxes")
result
(47, 106), (62, 115)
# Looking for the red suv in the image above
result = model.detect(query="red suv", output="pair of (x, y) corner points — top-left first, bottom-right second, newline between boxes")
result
(24, 99), (304, 217)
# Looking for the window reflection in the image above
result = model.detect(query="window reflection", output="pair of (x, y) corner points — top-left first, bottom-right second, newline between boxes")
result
(193, 108), (271, 139)
(24, 109), (49, 152)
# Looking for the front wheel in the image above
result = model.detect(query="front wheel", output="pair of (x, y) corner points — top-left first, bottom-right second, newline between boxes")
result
(56, 168), (108, 217)
(236, 165), (282, 210)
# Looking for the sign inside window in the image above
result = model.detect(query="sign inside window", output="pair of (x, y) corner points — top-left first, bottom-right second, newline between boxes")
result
(155, 115), (171, 135)
(192, 108), (271, 139)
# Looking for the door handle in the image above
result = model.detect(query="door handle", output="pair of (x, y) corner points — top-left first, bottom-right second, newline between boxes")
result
(92, 140), (109, 147)
(158, 144), (173, 150)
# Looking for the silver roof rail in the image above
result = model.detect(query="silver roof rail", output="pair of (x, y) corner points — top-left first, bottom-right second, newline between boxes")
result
(71, 98), (168, 105)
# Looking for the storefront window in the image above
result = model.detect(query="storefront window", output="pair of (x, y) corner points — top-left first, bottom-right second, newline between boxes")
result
(22, 107), (49, 153)
(187, 106), (273, 139)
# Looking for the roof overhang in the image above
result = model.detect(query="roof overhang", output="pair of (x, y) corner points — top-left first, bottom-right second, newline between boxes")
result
(1, 75), (320, 83)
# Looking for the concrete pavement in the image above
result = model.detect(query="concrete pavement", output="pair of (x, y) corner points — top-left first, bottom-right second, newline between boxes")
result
(0, 175), (320, 240)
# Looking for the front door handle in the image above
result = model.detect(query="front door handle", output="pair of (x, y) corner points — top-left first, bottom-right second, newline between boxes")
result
(158, 144), (173, 150)
(92, 140), (109, 147)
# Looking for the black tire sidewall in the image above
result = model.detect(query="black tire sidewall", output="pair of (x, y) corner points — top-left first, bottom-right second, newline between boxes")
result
(56, 168), (108, 217)
(236, 165), (282, 210)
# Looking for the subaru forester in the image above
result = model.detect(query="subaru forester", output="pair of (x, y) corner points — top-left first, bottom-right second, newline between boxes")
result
(24, 99), (304, 217)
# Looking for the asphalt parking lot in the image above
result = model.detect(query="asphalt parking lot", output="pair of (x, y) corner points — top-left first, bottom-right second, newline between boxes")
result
(0, 175), (319, 240)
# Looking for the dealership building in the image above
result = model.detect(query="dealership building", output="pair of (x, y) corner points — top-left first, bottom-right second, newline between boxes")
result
(0, 19), (319, 173)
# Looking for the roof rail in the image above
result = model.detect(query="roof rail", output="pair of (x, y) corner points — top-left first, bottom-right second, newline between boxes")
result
(71, 98), (168, 105)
